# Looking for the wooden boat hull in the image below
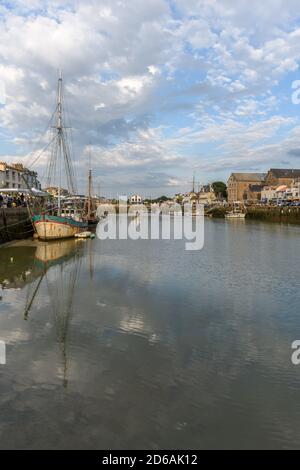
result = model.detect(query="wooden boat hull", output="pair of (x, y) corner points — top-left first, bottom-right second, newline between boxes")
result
(32, 215), (87, 240)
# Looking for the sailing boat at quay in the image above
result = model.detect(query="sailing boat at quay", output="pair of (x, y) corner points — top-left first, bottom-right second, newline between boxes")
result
(32, 72), (87, 240)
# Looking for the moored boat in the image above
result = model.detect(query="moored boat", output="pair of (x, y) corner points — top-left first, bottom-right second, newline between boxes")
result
(32, 214), (87, 240)
(225, 202), (246, 219)
(225, 211), (246, 219)
(31, 72), (87, 240)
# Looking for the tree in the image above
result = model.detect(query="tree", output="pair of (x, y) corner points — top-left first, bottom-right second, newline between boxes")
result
(212, 181), (227, 199)
(148, 195), (171, 203)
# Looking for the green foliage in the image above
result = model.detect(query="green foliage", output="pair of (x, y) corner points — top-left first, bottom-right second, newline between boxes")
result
(144, 195), (171, 203)
(212, 181), (227, 199)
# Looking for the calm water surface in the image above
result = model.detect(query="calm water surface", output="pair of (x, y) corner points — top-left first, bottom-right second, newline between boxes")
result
(0, 218), (300, 449)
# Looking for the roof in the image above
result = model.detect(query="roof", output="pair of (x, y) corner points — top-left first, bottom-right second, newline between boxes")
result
(228, 173), (266, 182)
(268, 168), (300, 178)
(0, 188), (48, 196)
(0, 162), (36, 174)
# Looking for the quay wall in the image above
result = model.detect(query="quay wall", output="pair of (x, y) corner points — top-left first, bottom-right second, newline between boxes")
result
(206, 205), (300, 224)
(246, 206), (300, 224)
(0, 208), (33, 245)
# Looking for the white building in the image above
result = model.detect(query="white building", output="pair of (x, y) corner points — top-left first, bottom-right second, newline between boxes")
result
(130, 194), (143, 204)
(0, 162), (41, 191)
(261, 186), (277, 202)
(261, 183), (300, 202)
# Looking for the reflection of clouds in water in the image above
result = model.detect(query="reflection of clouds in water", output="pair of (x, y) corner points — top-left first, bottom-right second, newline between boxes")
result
(120, 314), (145, 334)
(119, 312), (161, 345)
(0, 329), (30, 345)
(0, 225), (300, 448)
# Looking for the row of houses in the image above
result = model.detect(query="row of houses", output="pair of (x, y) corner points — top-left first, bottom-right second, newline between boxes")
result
(173, 184), (218, 205)
(227, 169), (300, 203)
(0, 162), (41, 191)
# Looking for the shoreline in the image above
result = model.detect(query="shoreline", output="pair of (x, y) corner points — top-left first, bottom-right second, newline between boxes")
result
(1, 206), (300, 247)
(206, 206), (300, 225)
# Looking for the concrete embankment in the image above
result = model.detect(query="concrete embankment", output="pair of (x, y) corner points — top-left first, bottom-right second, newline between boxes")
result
(0, 208), (33, 245)
(206, 205), (300, 224)
(205, 207), (227, 218)
(246, 206), (300, 224)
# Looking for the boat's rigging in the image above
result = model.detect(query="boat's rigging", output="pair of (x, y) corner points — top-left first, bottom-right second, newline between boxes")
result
(45, 72), (78, 201)
(31, 73), (88, 240)
(23, 105), (58, 172)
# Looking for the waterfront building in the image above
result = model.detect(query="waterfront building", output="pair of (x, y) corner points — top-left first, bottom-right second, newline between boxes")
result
(227, 173), (266, 202)
(244, 184), (264, 202)
(198, 184), (217, 205)
(0, 162), (41, 190)
(130, 194), (143, 204)
(181, 192), (197, 205)
(261, 182), (300, 202)
(288, 181), (300, 200)
(44, 186), (69, 197)
(265, 168), (300, 187)
(261, 186), (277, 202)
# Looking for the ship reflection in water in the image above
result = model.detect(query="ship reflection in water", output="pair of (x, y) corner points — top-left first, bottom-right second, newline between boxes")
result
(24, 240), (84, 388)
(0, 239), (84, 391)
(1, 220), (300, 449)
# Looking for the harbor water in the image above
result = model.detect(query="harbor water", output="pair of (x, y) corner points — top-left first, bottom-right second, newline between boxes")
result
(0, 218), (300, 449)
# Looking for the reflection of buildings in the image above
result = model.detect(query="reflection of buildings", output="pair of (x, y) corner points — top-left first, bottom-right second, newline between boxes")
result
(0, 240), (80, 290)
(0, 245), (39, 289)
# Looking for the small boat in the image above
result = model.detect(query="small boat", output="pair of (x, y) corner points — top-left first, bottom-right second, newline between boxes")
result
(31, 72), (87, 240)
(225, 212), (246, 219)
(225, 203), (246, 219)
(74, 231), (94, 238)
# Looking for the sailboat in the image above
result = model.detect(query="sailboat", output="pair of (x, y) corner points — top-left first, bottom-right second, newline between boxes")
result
(225, 202), (246, 219)
(32, 72), (87, 240)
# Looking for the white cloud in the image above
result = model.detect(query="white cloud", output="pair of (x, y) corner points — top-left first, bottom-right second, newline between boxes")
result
(1, 0), (300, 194)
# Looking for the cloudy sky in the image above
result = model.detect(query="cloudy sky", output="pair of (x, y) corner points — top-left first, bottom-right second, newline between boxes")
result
(1, 0), (300, 196)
